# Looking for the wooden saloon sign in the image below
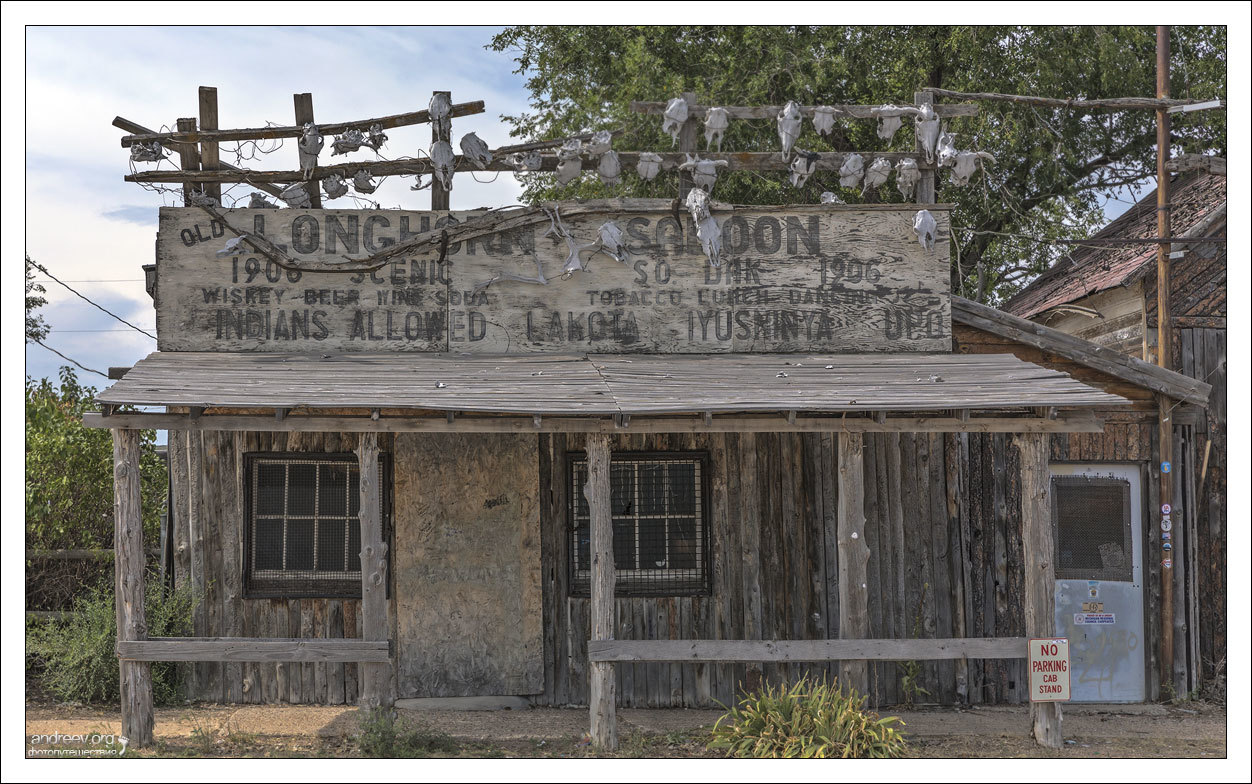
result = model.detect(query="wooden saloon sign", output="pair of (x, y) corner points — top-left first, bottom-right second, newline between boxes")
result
(155, 203), (951, 354)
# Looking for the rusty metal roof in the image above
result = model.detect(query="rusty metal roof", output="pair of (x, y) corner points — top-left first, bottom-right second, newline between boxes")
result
(1003, 172), (1226, 320)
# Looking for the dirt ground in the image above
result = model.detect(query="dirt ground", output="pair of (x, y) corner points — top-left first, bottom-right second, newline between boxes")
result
(22, 697), (1227, 759)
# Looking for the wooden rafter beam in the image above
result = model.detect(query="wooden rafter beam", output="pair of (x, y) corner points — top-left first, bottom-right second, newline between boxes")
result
(629, 101), (980, 119)
(117, 100), (486, 148)
(82, 411), (1107, 434)
(929, 87), (1226, 112)
(125, 149), (935, 186)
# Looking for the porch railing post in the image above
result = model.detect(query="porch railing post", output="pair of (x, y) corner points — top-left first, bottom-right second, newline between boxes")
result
(357, 432), (394, 710)
(113, 427), (154, 746)
(586, 433), (617, 750)
(837, 431), (870, 695)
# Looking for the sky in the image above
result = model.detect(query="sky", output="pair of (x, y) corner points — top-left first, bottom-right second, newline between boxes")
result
(22, 25), (531, 386)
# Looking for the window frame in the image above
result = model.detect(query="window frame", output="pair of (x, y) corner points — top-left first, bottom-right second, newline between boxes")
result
(565, 449), (712, 598)
(243, 451), (391, 599)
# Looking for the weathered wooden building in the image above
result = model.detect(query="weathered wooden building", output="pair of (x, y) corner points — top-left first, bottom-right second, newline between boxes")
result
(1004, 170), (1226, 697)
(91, 199), (1211, 753)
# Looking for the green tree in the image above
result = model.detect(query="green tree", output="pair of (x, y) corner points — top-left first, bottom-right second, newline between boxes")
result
(25, 367), (166, 551)
(489, 26), (1225, 303)
(25, 254), (49, 343)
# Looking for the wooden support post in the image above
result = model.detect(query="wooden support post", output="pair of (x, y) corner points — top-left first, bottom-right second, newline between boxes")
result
(1015, 432), (1063, 748)
(914, 90), (936, 204)
(175, 117), (201, 204)
(431, 90), (451, 211)
(356, 432), (393, 710)
(677, 91), (699, 200)
(113, 428), (154, 746)
(1154, 25), (1176, 692)
(197, 87), (222, 204)
(836, 432), (870, 695)
(586, 433), (617, 750)
(293, 92), (322, 208)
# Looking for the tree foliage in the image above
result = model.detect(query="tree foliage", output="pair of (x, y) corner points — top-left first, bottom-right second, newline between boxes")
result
(488, 26), (1225, 303)
(26, 254), (49, 343)
(25, 368), (166, 551)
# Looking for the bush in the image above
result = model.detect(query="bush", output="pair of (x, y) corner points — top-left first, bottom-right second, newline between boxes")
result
(25, 367), (167, 552)
(357, 708), (459, 757)
(26, 579), (198, 706)
(708, 675), (908, 759)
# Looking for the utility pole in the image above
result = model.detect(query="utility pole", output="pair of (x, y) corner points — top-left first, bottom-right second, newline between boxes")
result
(1155, 24), (1176, 696)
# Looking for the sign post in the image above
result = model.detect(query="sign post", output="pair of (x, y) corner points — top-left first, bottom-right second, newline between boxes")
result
(1029, 637), (1071, 703)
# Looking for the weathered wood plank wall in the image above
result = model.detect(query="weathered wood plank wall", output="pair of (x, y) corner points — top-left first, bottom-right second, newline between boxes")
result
(173, 416), (1179, 707)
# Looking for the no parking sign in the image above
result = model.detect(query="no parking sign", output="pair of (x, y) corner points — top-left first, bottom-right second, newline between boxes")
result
(1029, 638), (1070, 702)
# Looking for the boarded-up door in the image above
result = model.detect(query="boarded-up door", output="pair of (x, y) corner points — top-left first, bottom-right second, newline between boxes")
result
(393, 434), (543, 697)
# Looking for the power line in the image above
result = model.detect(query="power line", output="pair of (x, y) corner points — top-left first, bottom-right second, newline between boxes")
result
(27, 339), (109, 379)
(31, 263), (157, 340)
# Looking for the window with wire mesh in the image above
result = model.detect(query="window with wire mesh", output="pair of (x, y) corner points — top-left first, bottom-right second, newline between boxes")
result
(1052, 475), (1133, 582)
(568, 452), (709, 597)
(245, 453), (388, 598)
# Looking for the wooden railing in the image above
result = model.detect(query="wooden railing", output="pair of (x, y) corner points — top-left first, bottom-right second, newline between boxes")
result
(588, 637), (1029, 663)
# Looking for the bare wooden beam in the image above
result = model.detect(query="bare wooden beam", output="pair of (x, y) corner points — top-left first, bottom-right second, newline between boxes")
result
(113, 116), (285, 199)
(587, 637), (1030, 662)
(118, 100), (486, 147)
(1015, 432), (1063, 748)
(629, 100), (980, 119)
(175, 117), (200, 203)
(356, 432), (393, 709)
(197, 87), (222, 204)
(915, 90), (936, 204)
(116, 637), (390, 662)
(929, 87), (1225, 112)
(293, 93), (321, 208)
(82, 411), (1108, 434)
(430, 90), (451, 211)
(837, 432), (870, 694)
(112, 428), (154, 747)
(124, 149), (936, 186)
(586, 433), (616, 751)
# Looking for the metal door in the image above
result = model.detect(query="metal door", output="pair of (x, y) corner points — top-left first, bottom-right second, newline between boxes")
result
(1051, 464), (1146, 702)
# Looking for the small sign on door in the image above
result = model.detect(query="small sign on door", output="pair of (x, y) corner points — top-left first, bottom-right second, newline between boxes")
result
(1029, 638), (1070, 702)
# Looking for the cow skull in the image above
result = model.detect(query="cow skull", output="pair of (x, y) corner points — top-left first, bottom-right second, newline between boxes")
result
(365, 123), (388, 151)
(555, 138), (583, 186)
(322, 173), (348, 200)
(914, 102), (941, 164)
(662, 97), (689, 146)
(685, 188), (723, 267)
(679, 155), (729, 192)
(869, 104), (923, 142)
(813, 106), (839, 136)
(704, 107), (729, 150)
(598, 150), (622, 187)
(298, 123), (324, 180)
(280, 182), (312, 209)
(459, 132), (493, 169)
(950, 151), (996, 186)
(509, 149), (544, 172)
(587, 130), (613, 157)
(428, 93), (452, 141)
(838, 153), (865, 188)
(352, 169), (377, 194)
(788, 149), (820, 188)
(331, 128), (367, 156)
(936, 132), (959, 169)
(595, 221), (631, 264)
(913, 209), (937, 250)
(777, 100), (802, 157)
(129, 141), (166, 162)
(895, 158), (920, 200)
(430, 140), (456, 191)
(863, 157), (892, 193)
(820, 191), (844, 204)
(248, 192), (279, 209)
(636, 151), (663, 181)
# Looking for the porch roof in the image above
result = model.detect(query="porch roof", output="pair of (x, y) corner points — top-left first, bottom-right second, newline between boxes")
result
(97, 351), (1127, 415)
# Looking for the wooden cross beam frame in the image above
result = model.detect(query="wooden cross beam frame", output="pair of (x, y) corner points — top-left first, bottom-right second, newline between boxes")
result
(629, 100), (980, 119)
